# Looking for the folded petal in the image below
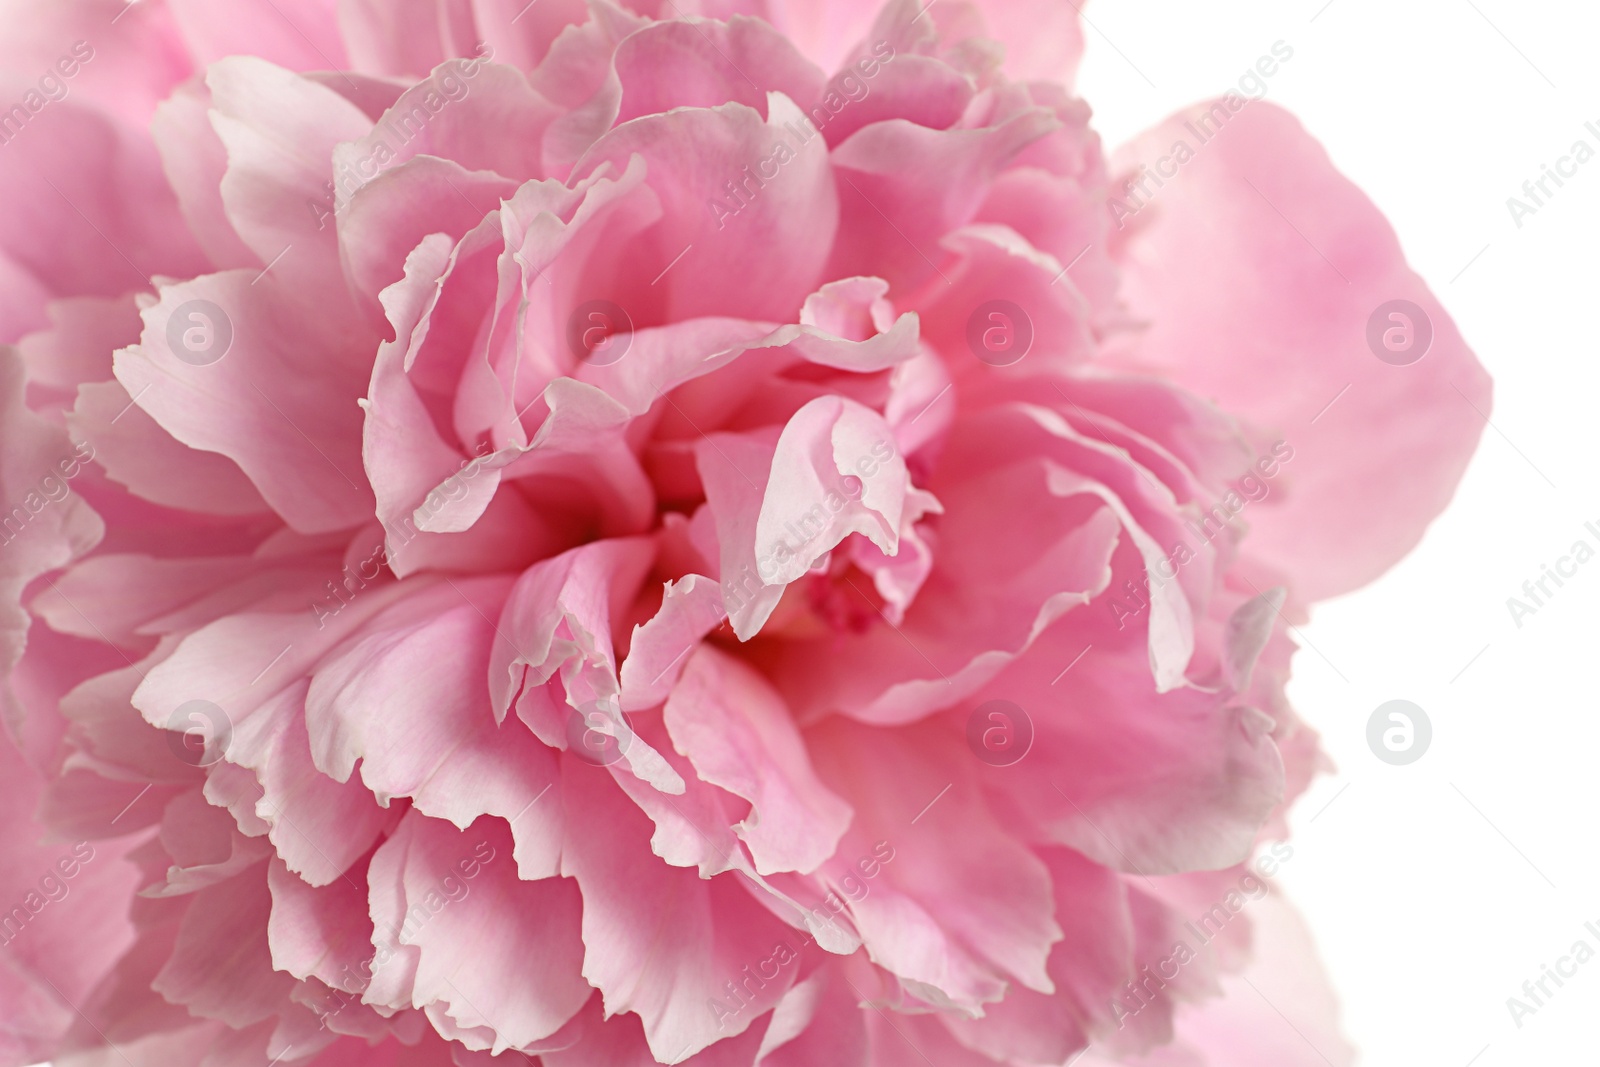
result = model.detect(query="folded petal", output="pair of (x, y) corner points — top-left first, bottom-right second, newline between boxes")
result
(574, 92), (839, 322)
(0, 347), (103, 674)
(613, 16), (825, 126)
(663, 645), (851, 875)
(365, 811), (590, 1053)
(808, 718), (1061, 1012)
(560, 757), (799, 1063)
(115, 270), (376, 533)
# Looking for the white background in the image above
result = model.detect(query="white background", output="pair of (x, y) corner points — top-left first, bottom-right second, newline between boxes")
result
(1077, 1), (1600, 1064)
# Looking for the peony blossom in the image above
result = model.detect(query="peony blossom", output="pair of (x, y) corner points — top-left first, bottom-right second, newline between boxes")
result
(0, 2), (1489, 1066)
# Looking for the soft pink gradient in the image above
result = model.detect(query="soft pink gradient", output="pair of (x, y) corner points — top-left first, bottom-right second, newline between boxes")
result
(0, 1), (1488, 1065)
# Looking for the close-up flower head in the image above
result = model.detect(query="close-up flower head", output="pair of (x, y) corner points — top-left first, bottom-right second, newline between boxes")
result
(0, 1), (1516, 1065)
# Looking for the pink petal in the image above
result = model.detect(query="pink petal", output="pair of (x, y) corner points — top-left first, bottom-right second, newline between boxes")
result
(0, 733), (142, 1053)
(827, 105), (1056, 294)
(115, 270), (376, 533)
(227, 680), (401, 886)
(150, 78), (259, 272)
(983, 617), (1286, 876)
(756, 395), (913, 585)
(302, 578), (565, 878)
(574, 93), (839, 322)
(333, 60), (560, 188)
(526, 0), (650, 178)
(765, 427), (1124, 725)
(940, 847), (1132, 1062)
(205, 56), (372, 301)
(1108, 101), (1491, 600)
(165, 0), (349, 72)
(663, 645), (851, 875)
(489, 539), (684, 793)
(18, 295), (141, 393)
(0, 102), (207, 301)
(744, 0), (883, 75)
(613, 16), (825, 126)
(968, 0), (1086, 87)
(808, 718), (1061, 1011)
(145, 787), (275, 898)
(151, 862), (295, 1028)
(71, 381), (272, 517)
(618, 573), (726, 711)
(752, 961), (868, 1067)
(0, 348), (103, 674)
(0, 0), (194, 129)
(560, 757), (800, 1062)
(1079, 892), (1354, 1066)
(366, 812), (590, 1053)
(812, 53), (974, 148)
(266, 850), (375, 989)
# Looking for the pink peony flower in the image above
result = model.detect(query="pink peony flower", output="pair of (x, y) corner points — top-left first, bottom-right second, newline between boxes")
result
(0, 2), (1489, 1065)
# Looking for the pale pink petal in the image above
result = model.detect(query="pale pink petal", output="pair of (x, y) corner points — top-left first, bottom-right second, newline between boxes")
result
(151, 79), (260, 273)
(560, 757), (799, 1063)
(1108, 101), (1491, 600)
(489, 539), (685, 793)
(302, 577), (565, 877)
(617, 573), (726, 711)
(71, 381), (273, 517)
(1079, 892), (1354, 1067)
(613, 16), (825, 125)
(151, 863), (295, 1029)
(0, 733), (142, 1054)
(753, 961), (868, 1067)
(227, 680), (402, 886)
(813, 53), (974, 148)
(205, 56), (372, 300)
(473, 0), (596, 73)
(115, 270), (376, 533)
(333, 60), (560, 188)
(984, 620), (1286, 876)
(165, 0), (349, 72)
(145, 787), (275, 898)
(574, 92), (839, 322)
(18, 296), (141, 393)
(526, 0), (650, 178)
(828, 105), (1056, 294)
(755, 395), (914, 585)
(808, 718), (1061, 1012)
(266, 850), (375, 988)
(765, 434), (1123, 725)
(940, 847), (1131, 1061)
(969, 0), (1086, 87)
(663, 645), (851, 875)
(360, 230), (554, 577)
(366, 812), (590, 1053)
(0, 0), (194, 128)
(739, 0), (883, 75)
(0, 103), (208, 301)
(0, 348), (103, 674)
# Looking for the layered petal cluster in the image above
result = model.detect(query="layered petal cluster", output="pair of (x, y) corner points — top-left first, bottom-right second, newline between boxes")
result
(0, 2), (1488, 1066)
